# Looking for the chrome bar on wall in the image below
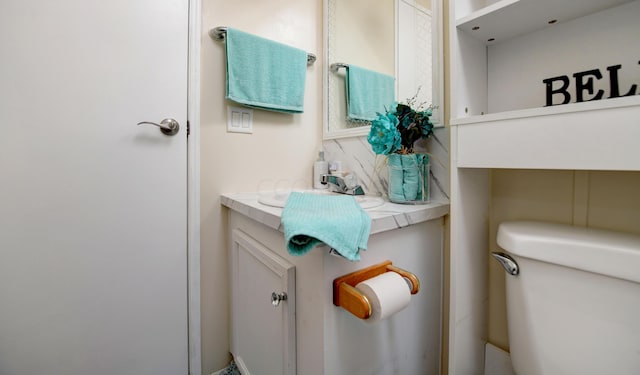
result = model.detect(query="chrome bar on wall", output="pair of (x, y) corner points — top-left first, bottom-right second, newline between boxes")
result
(209, 26), (316, 65)
(330, 62), (349, 72)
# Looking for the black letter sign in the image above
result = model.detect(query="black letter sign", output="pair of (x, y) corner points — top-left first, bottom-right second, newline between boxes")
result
(543, 75), (571, 106)
(607, 64), (638, 98)
(543, 61), (639, 106)
(573, 69), (605, 103)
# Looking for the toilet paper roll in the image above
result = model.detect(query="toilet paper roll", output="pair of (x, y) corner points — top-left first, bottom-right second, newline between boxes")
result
(355, 271), (411, 322)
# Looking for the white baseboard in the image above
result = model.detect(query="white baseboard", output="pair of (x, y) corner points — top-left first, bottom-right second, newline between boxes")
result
(484, 342), (516, 375)
(210, 359), (243, 375)
(210, 363), (234, 375)
(215, 343), (513, 375)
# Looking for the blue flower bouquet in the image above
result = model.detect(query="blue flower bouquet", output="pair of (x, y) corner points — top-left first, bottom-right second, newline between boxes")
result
(367, 94), (434, 204)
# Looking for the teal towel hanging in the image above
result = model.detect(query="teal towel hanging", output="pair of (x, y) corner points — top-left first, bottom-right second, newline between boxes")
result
(346, 65), (395, 121)
(225, 28), (308, 113)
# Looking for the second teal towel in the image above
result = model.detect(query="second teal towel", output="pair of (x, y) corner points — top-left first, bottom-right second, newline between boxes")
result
(388, 153), (429, 202)
(282, 192), (371, 261)
(225, 28), (308, 113)
(346, 65), (395, 121)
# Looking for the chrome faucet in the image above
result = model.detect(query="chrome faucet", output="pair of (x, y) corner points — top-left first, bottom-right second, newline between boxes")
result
(321, 174), (365, 195)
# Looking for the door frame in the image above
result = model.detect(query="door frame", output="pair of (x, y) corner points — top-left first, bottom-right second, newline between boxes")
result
(187, 0), (202, 374)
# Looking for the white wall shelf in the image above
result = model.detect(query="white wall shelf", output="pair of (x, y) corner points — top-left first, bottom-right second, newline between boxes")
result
(453, 96), (640, 170)
(452, 94), (640, 126)
(456, 0), (634, 44)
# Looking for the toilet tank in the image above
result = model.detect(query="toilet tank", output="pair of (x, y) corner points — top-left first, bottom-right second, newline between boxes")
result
(496, 221), (640, 375)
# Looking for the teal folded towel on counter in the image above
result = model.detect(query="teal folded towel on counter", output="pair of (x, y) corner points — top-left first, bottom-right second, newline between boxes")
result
(282, 192), (371, 261)
(346, 65), (395, 121)
(225, 28), (308, 113)
(388, 153), (429, 202)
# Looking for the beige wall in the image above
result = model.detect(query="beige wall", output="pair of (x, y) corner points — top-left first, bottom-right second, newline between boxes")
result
(199, 0), (323, 373)
(488, 169), (640, 351)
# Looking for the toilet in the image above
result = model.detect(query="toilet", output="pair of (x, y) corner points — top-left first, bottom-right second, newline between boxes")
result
(494, 221), (640, 375)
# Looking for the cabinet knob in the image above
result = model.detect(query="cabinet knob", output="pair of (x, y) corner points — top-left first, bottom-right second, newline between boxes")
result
(271, 292), (287, 307)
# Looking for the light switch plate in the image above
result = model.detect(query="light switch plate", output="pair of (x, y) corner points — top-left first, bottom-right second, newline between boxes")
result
(227, 106), (253, 133)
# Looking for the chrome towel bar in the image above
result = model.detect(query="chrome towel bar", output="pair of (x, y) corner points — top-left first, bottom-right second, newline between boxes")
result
(209, 26), (316, 65)
(330, 62), (349, 72)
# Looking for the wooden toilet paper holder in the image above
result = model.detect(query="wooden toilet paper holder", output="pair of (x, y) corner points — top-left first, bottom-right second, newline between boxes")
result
(333, 260), (420, 320)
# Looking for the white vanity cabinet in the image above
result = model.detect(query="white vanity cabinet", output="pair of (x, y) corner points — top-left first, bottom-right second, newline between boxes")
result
(448, 0), (640, 373)
(222, 194), (449, 375)
(230, 229), (296, 375)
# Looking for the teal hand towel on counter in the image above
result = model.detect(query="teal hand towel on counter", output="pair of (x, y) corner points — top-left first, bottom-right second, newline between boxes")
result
(346, 65), (395, 121)
(225, 28), (308, 113)
(282, 192), (371, 261)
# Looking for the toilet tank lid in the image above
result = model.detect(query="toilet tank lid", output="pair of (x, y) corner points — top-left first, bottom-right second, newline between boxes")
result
(497, 221), (640, 284)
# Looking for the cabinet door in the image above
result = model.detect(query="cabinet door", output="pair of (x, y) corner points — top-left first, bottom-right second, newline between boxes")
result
(230, 229), (296, 375)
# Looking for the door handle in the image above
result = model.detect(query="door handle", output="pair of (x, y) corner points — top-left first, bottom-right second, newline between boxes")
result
(137, 118), (180, 136)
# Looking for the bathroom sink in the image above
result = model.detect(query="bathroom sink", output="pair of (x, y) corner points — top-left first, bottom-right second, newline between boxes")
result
(352, 195), (386, 210)
(257, 190), (385, 210)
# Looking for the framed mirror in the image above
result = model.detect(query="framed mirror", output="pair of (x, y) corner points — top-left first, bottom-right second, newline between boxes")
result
(323, 0), (443, 139)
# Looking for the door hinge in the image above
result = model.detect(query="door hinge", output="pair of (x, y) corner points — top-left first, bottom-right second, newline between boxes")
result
(187, 120), (190, 137)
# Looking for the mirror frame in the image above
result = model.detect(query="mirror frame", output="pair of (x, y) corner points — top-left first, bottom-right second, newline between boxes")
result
(323, 0), (444, 139)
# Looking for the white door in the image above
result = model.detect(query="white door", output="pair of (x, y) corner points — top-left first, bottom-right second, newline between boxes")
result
(0, 1), (189, 374)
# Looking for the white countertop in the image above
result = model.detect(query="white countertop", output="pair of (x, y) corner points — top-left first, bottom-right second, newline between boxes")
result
(221, 192), (450, 235)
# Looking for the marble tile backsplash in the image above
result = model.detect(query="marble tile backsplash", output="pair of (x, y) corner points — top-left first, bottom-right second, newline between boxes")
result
(322, 126), (450, 202)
